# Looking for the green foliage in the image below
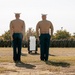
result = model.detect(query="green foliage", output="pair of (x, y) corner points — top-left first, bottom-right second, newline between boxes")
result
(72, 33), (75, 39)
(54, 30), (71, 40)
(0, 40), (75, 47)
(2, 30), (11, 41)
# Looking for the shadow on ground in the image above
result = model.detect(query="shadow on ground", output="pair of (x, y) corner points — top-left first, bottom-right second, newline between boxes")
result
(49, 54), (56, 56)
(21, 53), (27, 56)
(45, 60), (70, 67)
(29, 53), (40, 55)
(15, 62), (36, 69)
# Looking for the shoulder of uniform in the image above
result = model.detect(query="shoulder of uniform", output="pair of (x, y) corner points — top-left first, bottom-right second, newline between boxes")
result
(11, 19), (16, 22)
(38, 20), (42, 23)
(47, 20), (52, 24)
(40, 20), (43, 22)
(46, 20), (50, 22)
(10, 20), (14, 25)
(20, 19), (25, 23)
(19, 19), (24, 21)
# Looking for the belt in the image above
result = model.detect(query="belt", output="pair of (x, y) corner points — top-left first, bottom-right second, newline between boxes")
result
(40, 32), (49, 34)
(13, 33), (22, 35)
(13, 32), (22, 34)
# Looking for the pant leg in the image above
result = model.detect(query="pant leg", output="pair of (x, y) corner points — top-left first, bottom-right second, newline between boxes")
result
(12, 34), (18, 61)
(17, 34), (22, 61)
(44, 34), (50, 61)
(35, 39), (37, 52)
(44, 39), (47, 60)
(39, 35), (45, 60)
(28, 40), (30, 52)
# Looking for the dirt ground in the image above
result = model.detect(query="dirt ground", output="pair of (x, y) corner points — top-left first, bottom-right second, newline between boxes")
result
(0, 48), (75, 75)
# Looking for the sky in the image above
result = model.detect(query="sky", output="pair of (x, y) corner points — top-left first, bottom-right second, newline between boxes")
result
(0, 0), (75, 36)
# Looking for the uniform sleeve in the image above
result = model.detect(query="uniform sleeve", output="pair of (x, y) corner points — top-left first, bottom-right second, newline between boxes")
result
(26, 32), (29, 41)
(50, 22), (54, 36)
(22, 21), (25, 40)
(10, 21), (13, 40)
(36, 22), (40, 38)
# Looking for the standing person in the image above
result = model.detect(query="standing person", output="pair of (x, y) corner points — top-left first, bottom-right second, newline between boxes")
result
(27, 28), (33, 53)
(10, 13), (25, 63)
(36, 14), (54, 61)
(27, 28), (37, 54)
